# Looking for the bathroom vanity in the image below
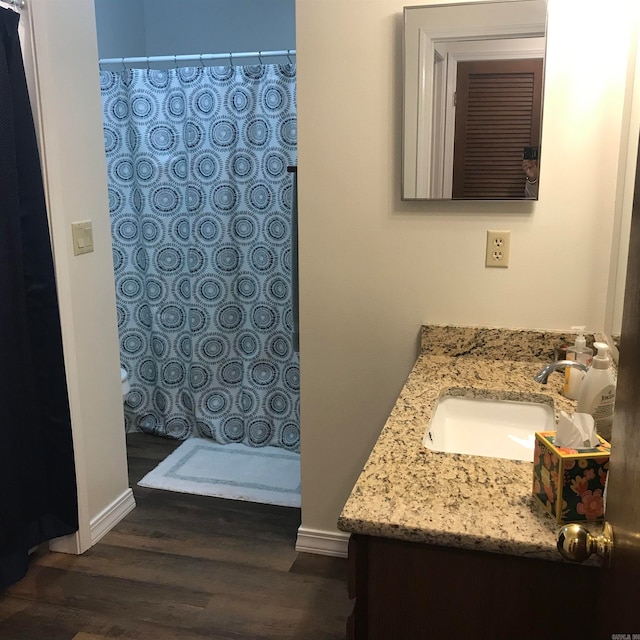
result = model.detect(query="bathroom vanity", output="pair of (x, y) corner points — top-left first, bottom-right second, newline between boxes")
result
(339, 326), (603, 640)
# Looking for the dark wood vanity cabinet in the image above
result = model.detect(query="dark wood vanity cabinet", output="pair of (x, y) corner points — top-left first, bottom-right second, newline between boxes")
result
(347, 534), (597, 640)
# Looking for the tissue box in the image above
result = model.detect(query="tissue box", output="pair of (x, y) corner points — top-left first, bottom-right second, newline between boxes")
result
(532, 431), (611, 523)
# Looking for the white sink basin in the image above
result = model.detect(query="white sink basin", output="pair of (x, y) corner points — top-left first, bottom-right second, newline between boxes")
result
(423, 395), (555, 461)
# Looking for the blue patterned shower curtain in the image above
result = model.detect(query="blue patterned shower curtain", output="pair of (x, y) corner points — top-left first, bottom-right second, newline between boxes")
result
(100, 64), (299, 451)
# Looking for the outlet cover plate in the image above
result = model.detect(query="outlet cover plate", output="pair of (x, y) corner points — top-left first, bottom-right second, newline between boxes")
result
(485, 230), (510, 268)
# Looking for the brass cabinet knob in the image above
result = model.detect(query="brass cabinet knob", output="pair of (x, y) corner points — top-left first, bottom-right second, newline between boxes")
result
(557, 522), (613, 564)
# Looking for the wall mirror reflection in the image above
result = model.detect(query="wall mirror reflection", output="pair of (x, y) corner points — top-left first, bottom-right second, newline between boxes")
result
(403, 0), (547, 200)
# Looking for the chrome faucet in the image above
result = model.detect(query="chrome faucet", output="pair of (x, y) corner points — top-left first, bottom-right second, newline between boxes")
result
(534, 360), (589, 384)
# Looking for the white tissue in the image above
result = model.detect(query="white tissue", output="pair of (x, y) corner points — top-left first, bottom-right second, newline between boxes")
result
(555, 410), (599, 449)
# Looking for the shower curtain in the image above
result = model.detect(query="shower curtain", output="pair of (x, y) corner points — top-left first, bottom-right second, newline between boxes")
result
(100, 63), (299, 450)
(0, 7), (78, 588)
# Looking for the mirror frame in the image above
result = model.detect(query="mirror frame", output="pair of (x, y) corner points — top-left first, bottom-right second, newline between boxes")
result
(402, 0), (547, 201)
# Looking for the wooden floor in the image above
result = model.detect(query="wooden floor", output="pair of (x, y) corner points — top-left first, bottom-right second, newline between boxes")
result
(0, 434), (351, 640)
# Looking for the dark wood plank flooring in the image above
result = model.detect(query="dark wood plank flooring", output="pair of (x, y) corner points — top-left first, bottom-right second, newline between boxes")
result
(0, 434), (350, 640)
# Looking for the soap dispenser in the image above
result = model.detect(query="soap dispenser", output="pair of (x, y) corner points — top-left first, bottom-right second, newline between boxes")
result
(563, 326), (593, 400)
(576, 342), (616, 442)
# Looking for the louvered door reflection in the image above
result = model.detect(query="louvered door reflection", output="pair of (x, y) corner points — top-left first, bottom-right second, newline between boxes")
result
(452, 58), (543, 199)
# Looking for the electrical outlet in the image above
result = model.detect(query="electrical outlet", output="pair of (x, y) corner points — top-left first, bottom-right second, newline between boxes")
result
(485, 230), (510, 268)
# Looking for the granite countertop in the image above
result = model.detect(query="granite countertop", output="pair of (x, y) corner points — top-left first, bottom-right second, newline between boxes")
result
(338, 325), (607, 563)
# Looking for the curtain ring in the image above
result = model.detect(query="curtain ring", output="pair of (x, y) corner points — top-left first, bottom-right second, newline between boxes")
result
(229, 53), (234, 68)
(146, 56), (150, 71)
(121, 57), (126, 71)
(287, 49), (293, 64)
(199, 53), (204, 68)
(258, 51), (263, 65)
(174, 55), (177, 68)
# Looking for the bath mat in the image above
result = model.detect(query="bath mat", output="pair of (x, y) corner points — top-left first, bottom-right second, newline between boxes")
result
(138, 438), (301, 507)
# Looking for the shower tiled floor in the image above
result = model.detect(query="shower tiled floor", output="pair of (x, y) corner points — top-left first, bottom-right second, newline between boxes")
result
(0, 433), (350, 640)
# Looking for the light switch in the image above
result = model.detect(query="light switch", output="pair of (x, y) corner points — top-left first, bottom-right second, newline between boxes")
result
(71, 220), (94, 256)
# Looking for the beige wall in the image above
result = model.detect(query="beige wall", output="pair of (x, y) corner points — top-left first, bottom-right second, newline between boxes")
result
(606, 21), (640, 338)
(296, 0), (638, 534)
(27, 0), (131, 551)
(20, 0), (638, 550)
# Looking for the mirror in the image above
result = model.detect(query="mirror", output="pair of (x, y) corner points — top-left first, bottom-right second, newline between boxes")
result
(403, 0), (547, 200)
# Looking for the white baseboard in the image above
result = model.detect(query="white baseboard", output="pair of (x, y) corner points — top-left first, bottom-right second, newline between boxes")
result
(49, 531), (83, 555)
(90, 488), (136, 545)
(295, 526), (350, 558)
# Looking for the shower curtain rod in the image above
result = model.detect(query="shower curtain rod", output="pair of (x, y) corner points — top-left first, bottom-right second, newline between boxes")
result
(99, 49), (296, 69)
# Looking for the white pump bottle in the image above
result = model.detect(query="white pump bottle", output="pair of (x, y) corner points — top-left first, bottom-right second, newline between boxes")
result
(575, 342), (616, 442)
(563, 326), (593, 400)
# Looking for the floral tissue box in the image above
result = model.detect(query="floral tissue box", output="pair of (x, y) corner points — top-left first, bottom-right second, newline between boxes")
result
(532, 431), (611, 523)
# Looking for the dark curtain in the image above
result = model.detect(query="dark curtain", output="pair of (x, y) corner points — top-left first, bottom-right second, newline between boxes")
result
(0, 8), (78, 589)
